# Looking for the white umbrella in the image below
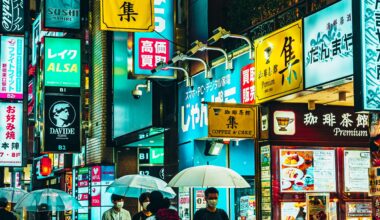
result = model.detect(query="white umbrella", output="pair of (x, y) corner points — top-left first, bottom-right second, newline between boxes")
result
(106, 174), (176, 198)
(14, 188), (82, 212)
(0, 187), (27, 203)
(168, 165), (250, 188)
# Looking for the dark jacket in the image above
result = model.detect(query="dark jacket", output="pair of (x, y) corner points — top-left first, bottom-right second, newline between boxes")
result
(0, 209), (17, 220)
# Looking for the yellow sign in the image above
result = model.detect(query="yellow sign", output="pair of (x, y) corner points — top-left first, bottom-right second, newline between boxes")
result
(208, 103), (256, 139)
(100, 0), (155, 32)
(369, 167), (380, 196)
(254, 20), (303, 103)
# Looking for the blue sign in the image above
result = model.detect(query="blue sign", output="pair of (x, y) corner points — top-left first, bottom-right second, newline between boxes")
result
(178, 52), (252, 143)
(304, 0), (353, 89)
(134, 0), (174, 76)
(44, 0), (80, 30)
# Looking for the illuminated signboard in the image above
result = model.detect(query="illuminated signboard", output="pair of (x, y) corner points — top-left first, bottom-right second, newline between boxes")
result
(0, 0), (24, 33)
(304, 0), (353, 88)
(0, 102), (23, 166)
(0, 36), (24, 100)
(240, 63), (255, 104)
(134, 0), (173, 75)
(44, 37), (81, 88)
(44, 0), (80, 30)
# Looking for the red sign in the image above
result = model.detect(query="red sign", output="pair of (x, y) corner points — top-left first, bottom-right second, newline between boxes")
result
(91, 166), (101, 186)
(78, 193), (89, 201)
(91, 187), (101, 207)
(138, 38), (169, 70)
(78, 180), (89, 187)
(240, 63), (255, 104)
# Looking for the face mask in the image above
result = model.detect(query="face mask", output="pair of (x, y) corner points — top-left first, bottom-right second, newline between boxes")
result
(207, 199), (218, 208)
(142, 202), (150, 210)
(116, 201), (124, 209)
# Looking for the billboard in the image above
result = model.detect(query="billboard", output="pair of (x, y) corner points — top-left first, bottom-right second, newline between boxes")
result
(304, 0), (353, 88)
(43, 94), (81, 152)
(44, 0), (80, 30)
(134, 0), (174, 75)
(0, 102), (23, 166)
(0, 0), (24, 33)
(0, 36), (24, 100)
(44, 37), (81, 88)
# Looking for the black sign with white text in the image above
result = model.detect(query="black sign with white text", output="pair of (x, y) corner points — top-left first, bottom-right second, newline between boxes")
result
(44, 94), (80, 152)
(0, 0), (25, 33)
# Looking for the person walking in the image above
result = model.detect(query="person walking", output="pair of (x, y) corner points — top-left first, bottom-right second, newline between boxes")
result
(102, 194), (132, 220)
(0, 198), (17, 220)
(132, 192), (152, 220)
(194, 187), (229, 220)
(146, 191), (179, 220)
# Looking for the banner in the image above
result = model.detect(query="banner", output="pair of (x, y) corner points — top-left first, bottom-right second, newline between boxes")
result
(43, 95), (80, 152)
(44, 37), (81, 88)
(254, 20), (303, 103)
(304, 0), (353, 88)
(0, 36), (24, 100)
(240, 63), (255, 104)
(100, 0), (154, 32)
(0, 0), (24, 33)
(44, 0), (80, 30)
(0, 102), (23, 166)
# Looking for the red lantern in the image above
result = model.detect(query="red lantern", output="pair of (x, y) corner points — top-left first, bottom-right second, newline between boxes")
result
(40, 157), (52, 176)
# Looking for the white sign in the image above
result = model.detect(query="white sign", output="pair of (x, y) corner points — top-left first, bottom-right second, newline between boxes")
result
(195, 190), (206, 211)
(344, 150), (370, 192)
(274, 111), (295, 135)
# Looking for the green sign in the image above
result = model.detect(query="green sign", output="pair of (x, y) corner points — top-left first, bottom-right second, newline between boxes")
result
(149, 148), (164, 164)
(44, 37), (81, 88)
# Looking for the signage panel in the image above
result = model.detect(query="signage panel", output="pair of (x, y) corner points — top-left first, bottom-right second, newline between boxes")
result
(208, 103), (256, 139)
(240, 63), (255, 104)
(304, 0), (353, 88)
(134, 0), (173, 75)
(149, 148), (164, 164)
(100, 0), (154, 32)
(0, 36), (24, 100)
(0, 102), (22, 166)
(139, 166), (164, 180)
(344, 150), (370, 192)
(43, 94), (81, 152)
(44, 37), (81, 88)
(0, 0), (24, 33)
(254, 20), (303, 103)
(369, 167), (380, 196)
(44, 0), (80, 30)
(260, 145), (272, 219)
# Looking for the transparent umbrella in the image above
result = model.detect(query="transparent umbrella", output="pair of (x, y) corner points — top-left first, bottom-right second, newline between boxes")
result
(0, 187), (27, 203)
(14, 188), (82, 212)
(106, 174), (176, 198)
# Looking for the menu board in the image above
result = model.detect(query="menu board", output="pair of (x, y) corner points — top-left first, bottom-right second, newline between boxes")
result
(281, 202), (307, 220)
(344, 150), (370, 192)
(280, 149), (336, 192)
(261, 145), (272, 219)
(346, 202), (372, 219)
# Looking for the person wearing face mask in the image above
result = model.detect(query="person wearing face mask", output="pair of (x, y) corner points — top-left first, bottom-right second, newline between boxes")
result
(132, 192), (152, 220)
(102, 194), (131, 220)
(194, 187), (229, 220)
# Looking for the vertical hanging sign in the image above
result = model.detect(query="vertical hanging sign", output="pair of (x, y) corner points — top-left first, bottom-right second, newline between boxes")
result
(0, 0), (24, 33)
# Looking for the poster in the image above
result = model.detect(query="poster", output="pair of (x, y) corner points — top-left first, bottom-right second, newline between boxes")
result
(373, 197), (380, 220)
(369, 167), (380, 196)
(280, 149), (336, 192)
(344, 150), (370, 192)
(307, 193), (329, 220)
(346, 202), (372, 219)
(239, 196), (255, 218)
(261, 145), (272, 219)
(281, 202), (307, 220)
(178, 187), (190, 220)
(195, 190), (206, 211)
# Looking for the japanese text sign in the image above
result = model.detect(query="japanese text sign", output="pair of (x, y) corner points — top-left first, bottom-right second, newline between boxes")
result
(254, 20), (303, 103)
(134, 0), (173, 75)
(44, 0), (80, 30)
(240, 63), (255, 104)
(268, 103), (369, 145)
(369, 167), (380, 196)
(0, 0), (24, 33)
(100, 0), (154, 32)
(44, 37), (81, 88)
(208, 103), (256, 139)
(304, 0), (353, 88)
(0, 102), (22, 166)
(0, 36), (24, 100)
(354, 0), (380, 111)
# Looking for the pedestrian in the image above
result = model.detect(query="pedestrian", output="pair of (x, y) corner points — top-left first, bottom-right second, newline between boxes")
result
(0, 197), (17, 220)
(132, 192), (152, 220)
(102, 194), (131, 220)
(36, 203), (51, 220)
(146, 191), (179, 220)
(194, 187), (229, 220)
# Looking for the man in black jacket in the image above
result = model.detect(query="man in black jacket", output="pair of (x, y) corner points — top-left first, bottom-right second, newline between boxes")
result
(194, 187), (229, 220)
(0, 198), (17, 220)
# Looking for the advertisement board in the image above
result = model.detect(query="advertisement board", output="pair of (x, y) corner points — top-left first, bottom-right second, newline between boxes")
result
(0, 102), (22, 166)
(44, 0), (80, 30)
(0, 36), (24, 100)
(369, 167), (380, 196)
(254, 20), (303, 103)
(240, 63), (255, 104)
(43, 94), (81, 152)
(0, 0), (24, 33)
(179, 187), (190, 220)
(346, 202), (372, 218)
(306, 193), (329, 220)
(281, 202), (307, 220)
(304, 0), (353, 88)
(344, 150), (370, 192)
(280, 149), (336, 193)
(44, 37), (81, 88)
(260, 145), (272, 220)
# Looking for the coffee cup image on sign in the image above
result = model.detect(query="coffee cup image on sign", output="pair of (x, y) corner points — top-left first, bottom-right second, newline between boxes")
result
(49, 101), (76, 128)
(273, 111), (296, 135)
(276, 117), (294, 131)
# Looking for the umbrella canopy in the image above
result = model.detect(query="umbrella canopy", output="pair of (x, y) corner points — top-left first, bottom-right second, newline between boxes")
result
(168, 165), (250, 188)
(14, 188), (81, 212)
(106, 174), (176, 198)
(0, 187), (27, 203)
